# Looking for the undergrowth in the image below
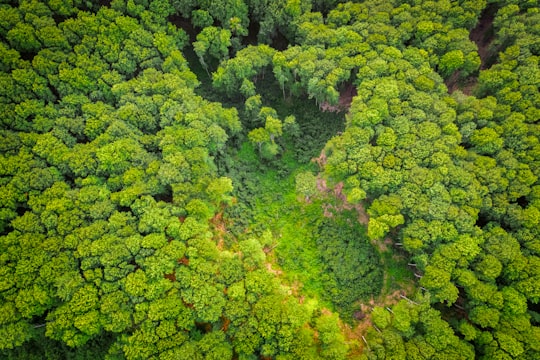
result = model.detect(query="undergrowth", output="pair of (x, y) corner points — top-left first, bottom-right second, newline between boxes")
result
(209, 61), (411, 324)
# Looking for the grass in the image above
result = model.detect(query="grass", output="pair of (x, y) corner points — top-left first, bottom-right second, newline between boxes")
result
(380, 248), (415, 295)
(273, 199), (328, 301)
(189, 48), (415, 324)
(220, 128), (334, 304)
(224, 139), (415, 317)
(223, 139), (388, 315)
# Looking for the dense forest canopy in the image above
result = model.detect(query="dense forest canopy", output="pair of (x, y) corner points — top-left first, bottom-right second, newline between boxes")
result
(0, 0), (539, 359)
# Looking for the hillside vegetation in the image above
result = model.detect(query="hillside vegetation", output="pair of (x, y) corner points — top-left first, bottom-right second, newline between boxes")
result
(0, 0), (539, 359)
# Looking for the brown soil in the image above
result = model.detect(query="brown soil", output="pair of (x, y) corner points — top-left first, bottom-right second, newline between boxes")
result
(313, 148), (328, 170)
(265, 262), (283, 276)
(446, 4), (497, 94)
(446, 70), (478, 95)
(317, 178), (370, 226)
(210, 210), (228, 250)
(469, 4), (498, 70)
(356, 202), (369, 226)
(221, 316), (231, 332)
(313, 149), (368, 224)
(373, 237), (392, 253)
(343, 289), (415, 355)
(164, 272), (176, 282)
(320, 83), (357, 113)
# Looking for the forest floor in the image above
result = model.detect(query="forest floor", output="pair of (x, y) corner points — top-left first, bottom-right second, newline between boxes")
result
(313, 152), (415, 354)
(320, 83), (357, 113)
(470, 3), (498, 70)
(217, 121), (414, 356)
(188, 49), (415, 353)
(446, 3), (497, 94)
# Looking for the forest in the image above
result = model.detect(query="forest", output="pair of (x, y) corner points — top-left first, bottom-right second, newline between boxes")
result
(0, 0), (539, 359)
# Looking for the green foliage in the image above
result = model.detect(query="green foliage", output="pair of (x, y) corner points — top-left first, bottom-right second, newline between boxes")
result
(2, 0), (540, 359)
(193, 26), (232, 72)
(212, 45), (276, 96)
(439, 50), (465, 77)
(371, 307), (391, 330)
(316, 212), (383, 318)
(295, 171), (318, 199)
(315, 313), (349, 359)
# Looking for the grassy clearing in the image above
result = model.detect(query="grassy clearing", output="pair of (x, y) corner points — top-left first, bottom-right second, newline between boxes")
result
(221, 139), (388, 320)
(201, 59), (414, 329)
(379, 249), (414, 294)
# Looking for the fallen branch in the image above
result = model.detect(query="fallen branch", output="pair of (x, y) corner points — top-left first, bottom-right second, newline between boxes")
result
(400, 294), (419, 305)
(362, 335), (370, 351)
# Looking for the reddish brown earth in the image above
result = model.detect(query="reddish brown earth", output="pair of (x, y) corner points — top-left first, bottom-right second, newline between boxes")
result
(313, 149), (370, 225)
(446, 5), (497, 94)
(320, 83), (357, 113)
(210, 207), (231, 250)
(343, 289), (416, 355)
(470, 5), (498, 70)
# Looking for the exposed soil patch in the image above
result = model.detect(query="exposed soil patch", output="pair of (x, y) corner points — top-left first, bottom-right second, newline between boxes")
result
(343, 289), (414, 355)
(313, 149), (370, 224)
(265, 262), (283, 276)
(164, 272), (176, 282)
(313, 148), (328, 169)
(446, 70), (478, 95)
(210, 210), (228, 250)
(356, 202), (369, 226)
(446, 4), (498, 94)
(372, 237), (392, 253)
(320, 83), (357, 113)
(470, 4), (498, 70)
(317, 178), (370, 225)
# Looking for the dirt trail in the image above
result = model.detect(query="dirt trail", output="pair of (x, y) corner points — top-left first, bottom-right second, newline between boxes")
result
(446, 4), (498, 94)
(470, 4), (498, 70)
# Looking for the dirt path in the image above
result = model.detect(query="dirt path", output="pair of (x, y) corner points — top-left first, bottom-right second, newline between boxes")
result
(470, 4), (498, 70)
(446, 4), (498, 94)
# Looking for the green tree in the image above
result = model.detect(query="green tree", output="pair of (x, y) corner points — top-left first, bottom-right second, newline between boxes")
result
(193, 26), (232, 73)
(295, 171), (318, 200)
